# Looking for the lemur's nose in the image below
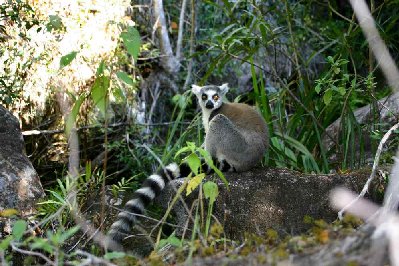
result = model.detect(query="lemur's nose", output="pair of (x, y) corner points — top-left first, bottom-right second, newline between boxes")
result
(205, 101), (214, 109)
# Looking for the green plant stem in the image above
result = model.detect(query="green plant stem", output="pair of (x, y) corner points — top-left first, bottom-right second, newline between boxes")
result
(100, 94), (109, 233)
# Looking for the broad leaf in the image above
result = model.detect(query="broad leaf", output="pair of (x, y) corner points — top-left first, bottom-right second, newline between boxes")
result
(12, 220), (27, 241)
(186, 173), (205, 196)
(59, 51), (78, 69)
(185, 153), (201, 175)
(46, 15), (63, 32)
(323, 89), (333, 106)
(91, 75), (110, 116)
(120, 26), (141, 60)
(116, 71), (134, 86)
(203, 181), (218, 205)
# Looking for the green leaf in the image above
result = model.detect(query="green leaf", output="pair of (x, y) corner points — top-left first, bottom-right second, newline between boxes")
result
(274, 132), (320, 173)
(203, 181), (218, 205)
(186, 173), (205, 196)
(158, 233), (182, 250)
(31, 238), (53, 253)
(59, 51), (78, 69)
(166, 235), (182, 247)
(198, 148), (229, 189)
(96, 61), (106, 76)
(120, 26), (141, 60)
(323, 89), (333, 106)
(284, 147), (297, 163)
(337, 86), (346, 96)
(91, 75), (110, 116)
(12, 220), (27, 241)
(58, 226), (79, 243)
(185, 153), (201, 175)
(46, 15), (63, 32)
(116, 71), (134, 86)
(174, 142), (196, 158)
(259, 23), (269, 41)
(0, 236), (12, 250)
(315, 83), (321, 94)
(104, 252), (126, 260)
(65, 93), (86, 136)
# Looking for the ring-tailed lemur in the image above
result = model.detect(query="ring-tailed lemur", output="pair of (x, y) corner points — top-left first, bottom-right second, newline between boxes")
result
(107, 83), (268, 248)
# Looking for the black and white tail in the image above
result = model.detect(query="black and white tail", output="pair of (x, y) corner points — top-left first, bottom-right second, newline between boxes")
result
(106, 158), (234, 249)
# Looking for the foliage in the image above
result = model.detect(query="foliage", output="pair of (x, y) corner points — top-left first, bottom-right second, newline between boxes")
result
(0, 1), (40, 106)
(197, 0), (395, 172)
(0, 219), (80, 265)
(3, 0), (399, 264)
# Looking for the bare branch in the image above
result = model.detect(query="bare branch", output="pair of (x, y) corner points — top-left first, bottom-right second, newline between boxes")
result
(176, 0), (188, 60)
(338, 121), (399, 219)
(11, 243), (55, 266)
(183, 0), (196, 91)
(153, 0), (180, 74)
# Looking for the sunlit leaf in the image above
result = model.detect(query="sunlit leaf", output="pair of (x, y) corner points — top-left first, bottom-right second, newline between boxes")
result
(0, 208), (18, 217)
(46, 15), (63, 32)
(59, 51), (78, 69)
(186, 173), (205, 196)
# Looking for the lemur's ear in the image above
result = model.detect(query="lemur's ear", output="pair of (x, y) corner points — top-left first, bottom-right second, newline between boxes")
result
(191, 84), (202, 94)
(219, 83), (229, 95)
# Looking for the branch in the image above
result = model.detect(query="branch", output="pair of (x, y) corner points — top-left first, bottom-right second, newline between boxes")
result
(153, 0), (180, 74)
(183, 0), (196, 91)
(337, 121), (399, 219)
(11, 243), (55, 266)
(175, 0), (188, 60)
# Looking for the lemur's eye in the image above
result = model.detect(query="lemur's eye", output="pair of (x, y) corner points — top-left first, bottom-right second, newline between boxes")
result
(212, 94), (219, 101)
(201, 94), (207, 100)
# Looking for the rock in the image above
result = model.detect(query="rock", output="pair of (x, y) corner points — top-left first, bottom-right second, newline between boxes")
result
(156, 167), (380, 240)
(322, 92), (399, 164)
(0, 104), (44, 214)
(292, 225), (388, 266)
(187, 225), (389, 266)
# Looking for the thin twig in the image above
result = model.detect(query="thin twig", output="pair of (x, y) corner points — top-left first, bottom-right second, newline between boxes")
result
(11, 243), (55, 266)
(338, 121), (399, 219)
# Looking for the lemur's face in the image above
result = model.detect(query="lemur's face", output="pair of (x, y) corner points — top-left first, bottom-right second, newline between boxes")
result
(191, 84), (229, 110)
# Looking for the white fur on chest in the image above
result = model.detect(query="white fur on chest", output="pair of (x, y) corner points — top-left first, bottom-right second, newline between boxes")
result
(201, 107), (212, 134)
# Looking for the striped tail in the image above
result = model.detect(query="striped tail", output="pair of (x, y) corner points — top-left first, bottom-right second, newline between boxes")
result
(106, 157), (235, 249)
(107, 162), (189, 245)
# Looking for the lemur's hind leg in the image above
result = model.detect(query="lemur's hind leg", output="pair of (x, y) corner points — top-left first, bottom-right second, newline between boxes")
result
(205, 114), (251, 171)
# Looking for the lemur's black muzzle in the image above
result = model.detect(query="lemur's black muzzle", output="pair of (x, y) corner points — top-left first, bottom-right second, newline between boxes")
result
(205, 101), (214, 109)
